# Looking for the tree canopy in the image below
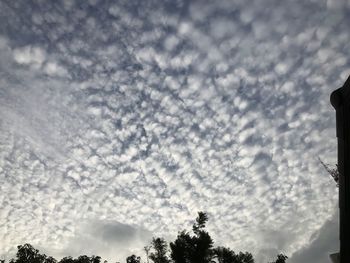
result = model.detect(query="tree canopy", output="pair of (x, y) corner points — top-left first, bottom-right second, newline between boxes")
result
(126, 255), (141, 263)
(170, 212), (214, 263)
(0, 212), (287, 263)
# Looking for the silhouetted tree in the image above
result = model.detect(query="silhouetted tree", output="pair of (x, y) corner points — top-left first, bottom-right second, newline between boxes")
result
(191, 212), (214, 263)
(269, 254), (288, 263)
(192, 212), (208, 235)
(3, 214), (287, 263)
(9, 244), (53, 263)
(170, 230), (193, 263)
(78, 255), (102, 263)
(59, 257), (75, 263)
(58, 255), (101, 263)
(213, 247), (236, 263)
(76, 256), (91, 263)
(45, 257), (57, 263)
(235, 252), (254, 263)
(170, 212), (214, 263)
(213, 247), (254, 263)
(126, 255), (140, 263)
(149, 238), (170, 263)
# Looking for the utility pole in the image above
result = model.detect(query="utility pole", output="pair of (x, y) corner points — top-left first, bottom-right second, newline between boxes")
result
(144, 245), (151, 263)
(330, 75), (350, 263)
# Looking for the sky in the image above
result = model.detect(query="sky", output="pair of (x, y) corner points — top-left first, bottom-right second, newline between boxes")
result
(0, 0), (349, 262)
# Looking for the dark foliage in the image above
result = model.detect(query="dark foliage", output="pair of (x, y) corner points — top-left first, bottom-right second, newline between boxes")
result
(8, 244), (56, 263)
(126, 255), (141, 263)
(1, 212), (287, 263)
(170, 212), (214, 263)
(213, 247), (254, 263)
(269, 254), (288, 263)
(319, 157), (339, 186)
(149, 238), (170, 263)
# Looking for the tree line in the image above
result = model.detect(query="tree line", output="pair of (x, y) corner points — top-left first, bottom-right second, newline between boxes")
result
(0, 212), (287, 263)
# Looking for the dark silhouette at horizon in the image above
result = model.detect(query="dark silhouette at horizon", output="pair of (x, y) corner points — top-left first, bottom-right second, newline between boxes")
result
(0, 212), (287, 263)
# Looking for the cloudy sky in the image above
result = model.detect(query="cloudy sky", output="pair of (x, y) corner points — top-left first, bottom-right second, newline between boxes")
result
(0, 0), (349, 262)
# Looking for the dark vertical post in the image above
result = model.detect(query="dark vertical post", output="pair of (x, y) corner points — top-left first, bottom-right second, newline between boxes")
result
(330, 75), (350, 263)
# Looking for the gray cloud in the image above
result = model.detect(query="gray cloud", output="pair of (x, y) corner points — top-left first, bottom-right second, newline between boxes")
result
(289, 208), (339, 263)
(54, 220), (153, 262)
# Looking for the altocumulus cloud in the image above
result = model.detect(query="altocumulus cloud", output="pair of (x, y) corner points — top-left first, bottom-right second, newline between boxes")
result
(0, 0), (349, 262)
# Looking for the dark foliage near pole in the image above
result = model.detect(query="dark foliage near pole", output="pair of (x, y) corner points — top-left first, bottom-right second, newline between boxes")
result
(319, 157), (339, 187)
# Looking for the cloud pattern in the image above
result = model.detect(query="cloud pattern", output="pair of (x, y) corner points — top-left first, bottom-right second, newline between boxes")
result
(0, 0), (349, 262)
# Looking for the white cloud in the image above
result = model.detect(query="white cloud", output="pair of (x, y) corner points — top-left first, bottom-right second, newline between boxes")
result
(43, 62), (67, 76)
(326, 0), (349, 9)
(13, 46), (46, 67)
